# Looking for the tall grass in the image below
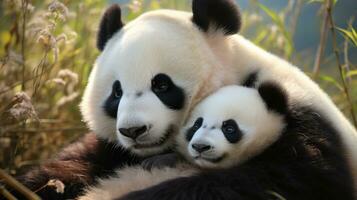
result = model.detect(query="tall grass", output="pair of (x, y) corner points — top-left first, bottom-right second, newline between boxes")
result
(0, 0), (356, 189)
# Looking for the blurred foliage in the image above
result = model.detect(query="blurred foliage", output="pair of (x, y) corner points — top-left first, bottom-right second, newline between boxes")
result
(0, 0), (356, 177)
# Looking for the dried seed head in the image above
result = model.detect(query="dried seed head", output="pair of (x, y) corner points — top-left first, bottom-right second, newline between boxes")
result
(48, 1), (69, 21)
(9, 92), (38, 122)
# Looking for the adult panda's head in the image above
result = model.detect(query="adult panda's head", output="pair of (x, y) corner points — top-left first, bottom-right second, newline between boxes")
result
(177, 83), (288, 168)
(81, 0), (242, 156)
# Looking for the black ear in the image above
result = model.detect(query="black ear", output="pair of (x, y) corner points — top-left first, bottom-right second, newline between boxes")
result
(192, 0), (241, 35)
(97, 4), (124, 51)
(258, 82), (288, 115)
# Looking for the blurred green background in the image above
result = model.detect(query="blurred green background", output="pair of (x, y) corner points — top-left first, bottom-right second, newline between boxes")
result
(0, 0), (356, 175)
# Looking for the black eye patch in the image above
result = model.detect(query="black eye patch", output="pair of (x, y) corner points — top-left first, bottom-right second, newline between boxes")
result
(103, 80), (122, 118)
(221, 119), (242, 143)
(151, 73), (185, 110)
(186, 117), (203, 142)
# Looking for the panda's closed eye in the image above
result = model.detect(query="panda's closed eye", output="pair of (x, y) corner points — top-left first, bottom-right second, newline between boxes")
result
(222, 119), (242, 143)
(186, 117), (203, 141)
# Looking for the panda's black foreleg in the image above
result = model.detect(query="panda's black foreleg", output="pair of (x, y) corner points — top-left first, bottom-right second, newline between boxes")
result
(117, 165), (269, 200)
(6, 133), (143, 200)
(117, 156), (354, 200)
(141, 153), (183, 170)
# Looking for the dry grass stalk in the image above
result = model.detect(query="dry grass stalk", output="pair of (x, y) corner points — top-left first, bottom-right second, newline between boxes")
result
(0, 186), (17, 200)
(0, 169), (41, 200)
(21, 0), (29, 91)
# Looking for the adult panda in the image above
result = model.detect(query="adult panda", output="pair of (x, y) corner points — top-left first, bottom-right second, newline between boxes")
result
(79, 83), (354, 200)
(15, 0), (357, 199)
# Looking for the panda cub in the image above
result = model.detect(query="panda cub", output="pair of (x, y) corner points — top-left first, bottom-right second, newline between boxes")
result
(176, 83), (286, 169)
(78, 83), (288, 200)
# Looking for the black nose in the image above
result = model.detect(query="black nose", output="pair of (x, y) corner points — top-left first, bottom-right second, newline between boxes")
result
(192, 143), (211, 153)
(119, 125), (147, 139)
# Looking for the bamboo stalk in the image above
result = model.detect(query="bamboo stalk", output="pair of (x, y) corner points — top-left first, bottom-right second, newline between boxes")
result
(0, 169), (41, 200)
(326, 0), (357, 126)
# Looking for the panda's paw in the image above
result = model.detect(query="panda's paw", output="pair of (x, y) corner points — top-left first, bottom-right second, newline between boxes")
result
(141, 153), (180, 170)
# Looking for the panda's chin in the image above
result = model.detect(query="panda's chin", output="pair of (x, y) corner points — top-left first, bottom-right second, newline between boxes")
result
(125, 125), (176, 156)
(192, 153), (227, 168)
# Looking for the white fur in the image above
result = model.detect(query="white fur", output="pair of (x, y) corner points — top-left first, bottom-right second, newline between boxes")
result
(77, 164), (197, 200)
(80, 8), (357, 191)
(177, 86), (285, 168)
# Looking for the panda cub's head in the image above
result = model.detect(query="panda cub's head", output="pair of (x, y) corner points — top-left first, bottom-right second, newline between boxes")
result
(177, 83), (288, 168)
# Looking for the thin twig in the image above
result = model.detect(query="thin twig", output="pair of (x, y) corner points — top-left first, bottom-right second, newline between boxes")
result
(313, 2), (330, 78)
(326, 0), (357, 126)
(0, 169), (41, 200)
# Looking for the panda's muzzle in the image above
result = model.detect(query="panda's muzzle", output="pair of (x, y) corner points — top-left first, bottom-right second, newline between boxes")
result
(119, 125), (147, 140)
(133, 125), (174, 149)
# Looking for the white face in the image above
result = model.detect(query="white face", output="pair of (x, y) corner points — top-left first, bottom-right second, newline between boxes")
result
(80, 10), (223, 156)
(177, 86), (286, 168)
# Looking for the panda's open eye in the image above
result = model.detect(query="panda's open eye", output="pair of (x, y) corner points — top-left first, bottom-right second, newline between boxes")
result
(222, 119), (238, 134)
(222, 119), (242, 143)
(104, 80), (122, 119)
(193, 117), (203, 131)
(112, 80), (123, 98)
(151, 73), (185, 110)
(152, 74), (171, 93)
(223, 125), (235, 134)
(186, 117), (203, 141)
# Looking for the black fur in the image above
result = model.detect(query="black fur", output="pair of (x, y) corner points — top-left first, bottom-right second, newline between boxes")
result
(10, 133), (143, 200)
(192, 0), (241, 35)
(119, 105), (354, 200)
(141, 153), (181, 170)
(186, 117), (203, 141)
(97, 4), (124, 51)
(104, 80), (122, 118)
(221, 119), (242, 143)
(258, 82), (288, 115)
(151, 73), (185, 110)
(242, 71), (258, 88)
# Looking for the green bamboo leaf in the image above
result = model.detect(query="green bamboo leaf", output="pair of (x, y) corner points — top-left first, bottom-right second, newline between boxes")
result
(318, 74), (344, 91)
(258, 4), (280, 25)
(351, 27), (357, 39)
(346, 70), (357, 78)
(307, 0), (337, 5)
(307, 0), (324, 4)
(258, 3), (294, 58)
(337, 27), (357, 47)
